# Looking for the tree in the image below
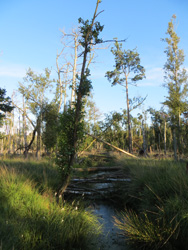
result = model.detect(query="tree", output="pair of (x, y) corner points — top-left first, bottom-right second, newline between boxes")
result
(162, 15), (188, 159)
(18, 68), (54, 157)
(56, 51), (71, 112)
(148, 108), (168, 153)
(56, 0), (104, 195)
(84, 93), (101, 127)
(100, 111), (126, 149)
(106, 41), (145, 153)
(55, 28), (81, 110)
(0, 88), (14, 127)
(42, 103), (59, 152)
(56, 26), (103, 111)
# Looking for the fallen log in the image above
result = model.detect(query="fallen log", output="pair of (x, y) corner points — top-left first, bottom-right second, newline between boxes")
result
(87, 154), (114, 159)
(73, 166), (122, 172)
(87, 133), (139, 159)
(71, 178), (131, 183)
(78, 139), (96, 157)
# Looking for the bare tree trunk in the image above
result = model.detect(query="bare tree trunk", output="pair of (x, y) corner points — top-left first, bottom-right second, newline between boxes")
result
(63, 64), (70, 112)
(22, 95), (28, 157)
(23, 126), (37, 156)
(164, 119), (167, 155)
(7, 126), (11, 154)
(18, 112), (21, 154)
(126, 76), (132, 153)
(158, 132), (161, 153)
(71, 33), (78, 107)
(6, 111), (14, 154)
(36, 116), (41, 160)
(173, 129), (177, 160)
(56, 51), (64, 113)
(139, 127), (142, 137)
(142, 120), (146, 155)
(178, 111), (182, 155)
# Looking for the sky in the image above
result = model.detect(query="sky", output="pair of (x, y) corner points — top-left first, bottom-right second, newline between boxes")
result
(0, 0), (188, 119)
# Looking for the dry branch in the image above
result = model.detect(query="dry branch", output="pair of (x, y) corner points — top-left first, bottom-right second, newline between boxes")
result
(87, 133), (139, 159)
(78, 139), (96, 156)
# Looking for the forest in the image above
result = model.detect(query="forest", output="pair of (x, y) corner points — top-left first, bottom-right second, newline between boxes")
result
(0, 0), (188, 249)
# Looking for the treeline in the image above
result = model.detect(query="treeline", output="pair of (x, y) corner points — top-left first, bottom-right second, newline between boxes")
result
(0, 8), (188, 161)
(1, 96), (188, 158)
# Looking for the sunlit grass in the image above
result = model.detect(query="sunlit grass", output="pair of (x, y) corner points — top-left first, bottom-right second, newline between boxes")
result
(0, 158), (102, 250)
(0, 156), (61, 192)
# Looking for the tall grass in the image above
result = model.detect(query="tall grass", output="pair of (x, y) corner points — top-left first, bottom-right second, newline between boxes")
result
(0, 158), (102, 250)
(0, 157), (61, 192)
(114, 158), (188, 249)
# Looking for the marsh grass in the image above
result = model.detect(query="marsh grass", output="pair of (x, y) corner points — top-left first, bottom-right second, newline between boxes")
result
(0, 157), (61, 192)
(0, 157), (102, 250)
(114, 158), (188, 249)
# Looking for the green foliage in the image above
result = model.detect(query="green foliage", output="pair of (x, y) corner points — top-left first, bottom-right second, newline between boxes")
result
(105, 41), (145, 86)
(106, 40), (145, 153)
(56, 0), (104, 178)
(148, 108), (169, 150)
(56, 106), (85, 178)
(42, 103), (59, 152)
(0, 159), (102, 250)
(19, 68), (54, 116)
(99, 110), (128, 150)
(76, 68), (92, 96)
(78, 17), (103, 50)
(0, 88), (14, 126)
(162, 15), (188, 126)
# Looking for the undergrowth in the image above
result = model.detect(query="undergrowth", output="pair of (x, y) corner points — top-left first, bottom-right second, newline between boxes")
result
(114, 158), (188, 250)
(0, 157), (102, 250)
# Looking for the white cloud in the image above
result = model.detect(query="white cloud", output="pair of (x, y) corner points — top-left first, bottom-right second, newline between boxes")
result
(0, 64), (26, 78)
(139, 67), (164, 87)
(146, 67), (163, 80)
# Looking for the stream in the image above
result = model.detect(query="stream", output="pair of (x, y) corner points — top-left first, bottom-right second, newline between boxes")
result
(66, 168), (130, 249)
(89, 178), (128, 250)
(91, 202), (127, 250)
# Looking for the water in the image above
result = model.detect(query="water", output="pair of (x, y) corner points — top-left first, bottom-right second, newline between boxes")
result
(85, 170), (129, 249)
(69, 168), (130, 249)
(92, 202), (127, 250)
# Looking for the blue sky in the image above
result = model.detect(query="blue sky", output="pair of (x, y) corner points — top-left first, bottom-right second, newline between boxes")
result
(0, 0), (188, 118)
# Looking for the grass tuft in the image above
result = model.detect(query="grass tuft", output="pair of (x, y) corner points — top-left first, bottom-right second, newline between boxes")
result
(113, 158), (188, 249)
(0, 158), (102, 250)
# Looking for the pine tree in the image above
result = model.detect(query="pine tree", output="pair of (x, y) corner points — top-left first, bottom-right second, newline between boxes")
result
(106, 41), (145, 153)
(162, 15), (188, 159)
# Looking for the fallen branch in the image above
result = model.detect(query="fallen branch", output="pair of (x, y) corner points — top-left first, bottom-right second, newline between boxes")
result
(78, 139), (96, 157)
(87, 133), (139, 159)
(73, 166), (122, 172)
